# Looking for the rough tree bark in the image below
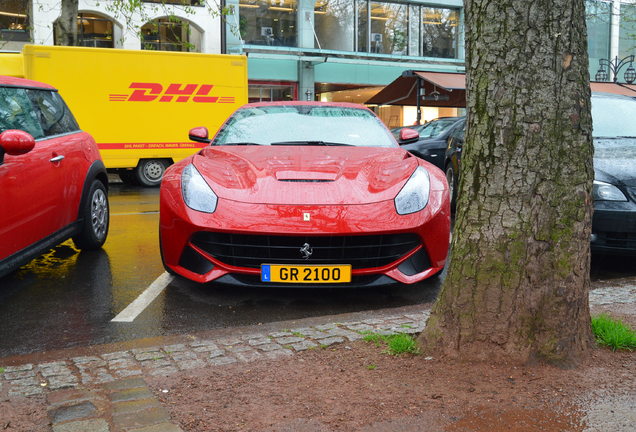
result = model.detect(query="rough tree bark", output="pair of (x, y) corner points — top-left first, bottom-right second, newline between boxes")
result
(419, 0), (595, 364)
(54, 0), (79, 46)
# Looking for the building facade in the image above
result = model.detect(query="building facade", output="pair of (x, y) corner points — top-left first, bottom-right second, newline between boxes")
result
(1, 0), (634, 126)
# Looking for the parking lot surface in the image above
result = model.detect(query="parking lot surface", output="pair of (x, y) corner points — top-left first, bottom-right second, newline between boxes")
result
(0, 184), (446, 358)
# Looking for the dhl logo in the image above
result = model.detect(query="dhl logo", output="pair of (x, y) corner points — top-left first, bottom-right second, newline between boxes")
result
(109, 83), (235, 104)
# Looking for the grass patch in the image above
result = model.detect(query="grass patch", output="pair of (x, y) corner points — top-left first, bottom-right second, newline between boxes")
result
(361, 332), (420, 355)
(366, 364), (377, 370)
(362, 332), (385, 346)
(591, 314), (636, 351)
(386, 333), (420, 355)
(0, 367), (4, 374)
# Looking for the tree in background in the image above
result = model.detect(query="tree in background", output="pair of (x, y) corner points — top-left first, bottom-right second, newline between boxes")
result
(419, 0), (595, 365)
(54, 0), (78, 45)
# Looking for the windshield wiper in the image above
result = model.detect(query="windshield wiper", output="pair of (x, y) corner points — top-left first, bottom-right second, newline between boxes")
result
(270, 141), (355, 146)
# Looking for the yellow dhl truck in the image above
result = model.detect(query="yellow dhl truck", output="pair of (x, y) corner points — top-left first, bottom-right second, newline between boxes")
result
(1, 45), (247, 186)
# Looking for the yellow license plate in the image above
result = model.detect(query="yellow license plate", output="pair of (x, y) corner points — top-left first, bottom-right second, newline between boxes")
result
(261, 264), (352, 283)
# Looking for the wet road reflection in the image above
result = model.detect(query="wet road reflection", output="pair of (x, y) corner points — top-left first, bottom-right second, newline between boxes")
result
(0, 184), (441, 358)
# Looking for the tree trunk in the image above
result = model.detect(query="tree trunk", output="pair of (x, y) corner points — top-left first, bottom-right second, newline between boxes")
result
(55, 0), (79, 46)
(419, 0), (594, 365)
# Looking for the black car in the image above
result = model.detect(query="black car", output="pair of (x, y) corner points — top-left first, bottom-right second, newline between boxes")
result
(590, 92), (636, 253)
(444, 93), (636, 253)
(395, 117), (463, 171)
(442, 117), (466, 210)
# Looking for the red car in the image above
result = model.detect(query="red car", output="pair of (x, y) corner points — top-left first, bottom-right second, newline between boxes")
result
(160, 102), (450, 286)
(0, 76), (109, 278)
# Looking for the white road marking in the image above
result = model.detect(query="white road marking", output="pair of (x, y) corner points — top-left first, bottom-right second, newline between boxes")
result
(111, 272), (174, 322)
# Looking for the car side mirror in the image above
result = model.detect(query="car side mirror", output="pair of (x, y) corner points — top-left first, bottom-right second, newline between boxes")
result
(0, 129), (36, 164)
(189, 127), (211, 144)
(398, 128), (419, 144)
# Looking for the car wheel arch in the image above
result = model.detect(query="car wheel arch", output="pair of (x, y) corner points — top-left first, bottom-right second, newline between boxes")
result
(76, 160), (108, 221)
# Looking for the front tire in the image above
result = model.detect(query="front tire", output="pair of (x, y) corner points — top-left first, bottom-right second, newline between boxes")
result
(73, 180), (109, 250)
(135, 159), (169, 187)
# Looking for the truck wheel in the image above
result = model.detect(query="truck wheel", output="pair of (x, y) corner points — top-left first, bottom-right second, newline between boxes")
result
(135, 159), (169, 187)
(73, 180), (109, 250)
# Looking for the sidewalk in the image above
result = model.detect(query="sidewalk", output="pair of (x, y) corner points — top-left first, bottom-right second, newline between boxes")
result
(1, 283), (635, 432)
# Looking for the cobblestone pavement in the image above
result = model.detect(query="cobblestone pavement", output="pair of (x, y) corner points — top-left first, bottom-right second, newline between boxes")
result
(1, 284), (634, 432)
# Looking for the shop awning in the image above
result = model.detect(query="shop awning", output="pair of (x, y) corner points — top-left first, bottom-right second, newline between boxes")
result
(367, 70), (636, 106)
(366, 71), (466, 107)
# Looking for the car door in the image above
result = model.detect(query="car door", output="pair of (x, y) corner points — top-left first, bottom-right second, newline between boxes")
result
(446, 119), (466, 173)
(0, 87), (69, 260)
(26, 88), (86, 227)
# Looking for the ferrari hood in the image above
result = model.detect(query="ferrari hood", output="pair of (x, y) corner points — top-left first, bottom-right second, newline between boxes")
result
(192, 146), (420, 205)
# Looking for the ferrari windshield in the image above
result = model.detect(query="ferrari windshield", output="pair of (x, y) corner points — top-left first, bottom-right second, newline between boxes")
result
(213, 105), (397, 147)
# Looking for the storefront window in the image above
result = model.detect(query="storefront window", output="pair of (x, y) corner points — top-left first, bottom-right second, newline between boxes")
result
(78, 13), (114, 48)
(408, 5), (420, 56)
(368, 2), (408, 55)
(239, 0), (297, 47)
(144, 0), (202, 5)
(314, 0), (354, 51)
(0, 0), (29, 42)
(141, 17), (201, 52)
(421, 7), (458, 58)
(357, 1), (369, 52)
(248, 82), (296, 102)
(619, 3), (636, 58)
(586, 0), (611, 80)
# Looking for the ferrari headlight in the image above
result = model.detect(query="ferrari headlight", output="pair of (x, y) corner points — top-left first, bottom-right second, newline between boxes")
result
(181, 164), (218, 213)
(593, 180), (627, 201)
(395, 166), (430, 215)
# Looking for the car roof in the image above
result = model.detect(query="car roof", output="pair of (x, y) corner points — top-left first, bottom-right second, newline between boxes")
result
(240, 101), (373, 111)
(429, 116), (463, 121)
(592, 91), (636, 101)
(0, 75), (56, 90)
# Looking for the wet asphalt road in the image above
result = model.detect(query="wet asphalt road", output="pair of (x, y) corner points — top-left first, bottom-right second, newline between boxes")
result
(0, 184), (441, 358)
(0, 184), (634, 359)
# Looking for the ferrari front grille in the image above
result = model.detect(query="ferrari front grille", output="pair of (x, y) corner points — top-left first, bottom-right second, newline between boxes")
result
(190, 232), (422, 270)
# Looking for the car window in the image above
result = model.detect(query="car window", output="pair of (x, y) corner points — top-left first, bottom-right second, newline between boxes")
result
(592, 95), (636, 138)
(214, 105), (397, 148)
(0, 87), (44, 139)
(26, 90), (79, 137)
(419, 118), (459, 139)
(450, 120), (465, 140)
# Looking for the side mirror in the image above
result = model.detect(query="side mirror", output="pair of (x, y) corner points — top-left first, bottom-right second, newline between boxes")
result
(398, 127), (419, 144)
(0, 130), (36, 164)
(189, 127), (211, 144)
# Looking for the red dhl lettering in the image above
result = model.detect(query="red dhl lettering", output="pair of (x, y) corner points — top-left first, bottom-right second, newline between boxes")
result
(108, 83), (236, 104)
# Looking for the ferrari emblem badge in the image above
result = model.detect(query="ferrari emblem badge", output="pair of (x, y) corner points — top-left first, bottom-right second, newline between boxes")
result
(300, 243), (313, 260)
(303, 212), (311, 221)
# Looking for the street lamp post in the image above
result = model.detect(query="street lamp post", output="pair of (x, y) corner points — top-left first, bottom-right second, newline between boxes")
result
(594, 55), (636, 84)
